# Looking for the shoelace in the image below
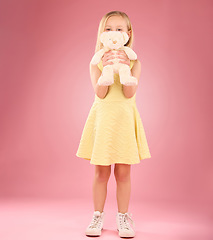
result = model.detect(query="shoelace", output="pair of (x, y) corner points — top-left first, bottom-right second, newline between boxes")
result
(89, 215), (102, 229)
(119, 212), (135, 230)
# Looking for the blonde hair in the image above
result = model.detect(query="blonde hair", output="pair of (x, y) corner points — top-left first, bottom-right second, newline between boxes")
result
(94, 11), (134, 53)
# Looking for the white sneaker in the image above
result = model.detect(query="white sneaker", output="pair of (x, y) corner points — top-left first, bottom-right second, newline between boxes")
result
(116, 212), (136, 238)
(85, 210), (105, 236)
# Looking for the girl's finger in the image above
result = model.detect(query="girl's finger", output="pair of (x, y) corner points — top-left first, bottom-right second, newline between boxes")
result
(116, 50), (125, 54)
(116, 53), (128, 60)
(119, 60), (130, 66)
(103, 61), (113, 67)
(105, 56), (115, 62)
(116, 50), (126, 54)
(106, 54), (115, 60)
(105, 50), (113, 54)
(105, 52), (115, 58)
(105, 58), (114, 63)
(116, 51), (127, 58)
(116, 55), (126, 59)
(103, 51), (114, 57)
(116, 56), (129, 62)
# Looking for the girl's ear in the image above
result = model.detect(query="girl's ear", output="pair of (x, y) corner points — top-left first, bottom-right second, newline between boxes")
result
(100, 32), (107, 43)
(122, 32), (129, 44)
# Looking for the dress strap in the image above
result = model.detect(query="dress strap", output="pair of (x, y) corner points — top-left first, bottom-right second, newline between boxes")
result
(129, 60), (135, 69)
(97, 61), (103, 72)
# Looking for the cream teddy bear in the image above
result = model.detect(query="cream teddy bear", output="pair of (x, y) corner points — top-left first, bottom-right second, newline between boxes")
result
(90, 31), (138, 86)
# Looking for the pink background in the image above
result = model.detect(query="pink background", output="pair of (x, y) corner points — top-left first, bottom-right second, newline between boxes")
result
(0, 1), (213, 236)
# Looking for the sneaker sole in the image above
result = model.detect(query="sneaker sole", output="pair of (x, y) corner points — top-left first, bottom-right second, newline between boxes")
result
(117, 229), (135, 238)
(85, 228), (103, 237)
(86, 234), (101, 237)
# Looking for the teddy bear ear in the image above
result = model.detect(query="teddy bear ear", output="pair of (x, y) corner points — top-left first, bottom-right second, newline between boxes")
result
(100, 32), (108, 43)
(122, 32), (129, 44)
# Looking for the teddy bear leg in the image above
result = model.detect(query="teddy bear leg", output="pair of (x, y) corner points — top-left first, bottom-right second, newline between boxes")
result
(119, 64), (138, 86)
(98, 65), (114, 86)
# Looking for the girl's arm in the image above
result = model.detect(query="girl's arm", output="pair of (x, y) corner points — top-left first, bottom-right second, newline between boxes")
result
(90, 63), (109, 99)
(122, 59), (141, 98)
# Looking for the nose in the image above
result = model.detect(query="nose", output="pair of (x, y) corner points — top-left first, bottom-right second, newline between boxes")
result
(113, 40), (117, 44)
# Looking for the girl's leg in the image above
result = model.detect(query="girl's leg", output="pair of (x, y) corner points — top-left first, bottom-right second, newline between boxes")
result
(114, 163), (131, 213)
(93, 165), (111, 212)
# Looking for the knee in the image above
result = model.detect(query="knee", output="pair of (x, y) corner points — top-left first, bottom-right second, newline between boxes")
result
(95, 168), (111, 183)
(114, 168), (130, 182)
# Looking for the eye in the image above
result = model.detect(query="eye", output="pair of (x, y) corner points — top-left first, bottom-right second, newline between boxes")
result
(117, 29), (122, 31)
(106, 28), (111, 31)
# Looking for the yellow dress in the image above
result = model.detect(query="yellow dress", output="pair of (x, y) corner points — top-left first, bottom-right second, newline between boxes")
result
(76, 60), (151, 166)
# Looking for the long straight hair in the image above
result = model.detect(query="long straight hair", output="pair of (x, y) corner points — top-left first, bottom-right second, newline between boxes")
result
(94, 11), (134, 53)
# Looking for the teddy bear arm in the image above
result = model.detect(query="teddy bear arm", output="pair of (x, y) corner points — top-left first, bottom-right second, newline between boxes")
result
(90, 49), (105, 65)
(123, 47), (137, 60)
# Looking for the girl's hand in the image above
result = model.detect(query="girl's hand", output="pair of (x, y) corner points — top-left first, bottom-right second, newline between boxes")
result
(116, 50), (130, 66)
(102, 50), (115, 67)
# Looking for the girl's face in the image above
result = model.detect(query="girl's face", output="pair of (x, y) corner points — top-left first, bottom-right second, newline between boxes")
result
(104, 15), (131, 39)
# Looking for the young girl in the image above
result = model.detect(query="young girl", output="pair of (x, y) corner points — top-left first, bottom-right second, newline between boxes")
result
(76, 11), (151, 238)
